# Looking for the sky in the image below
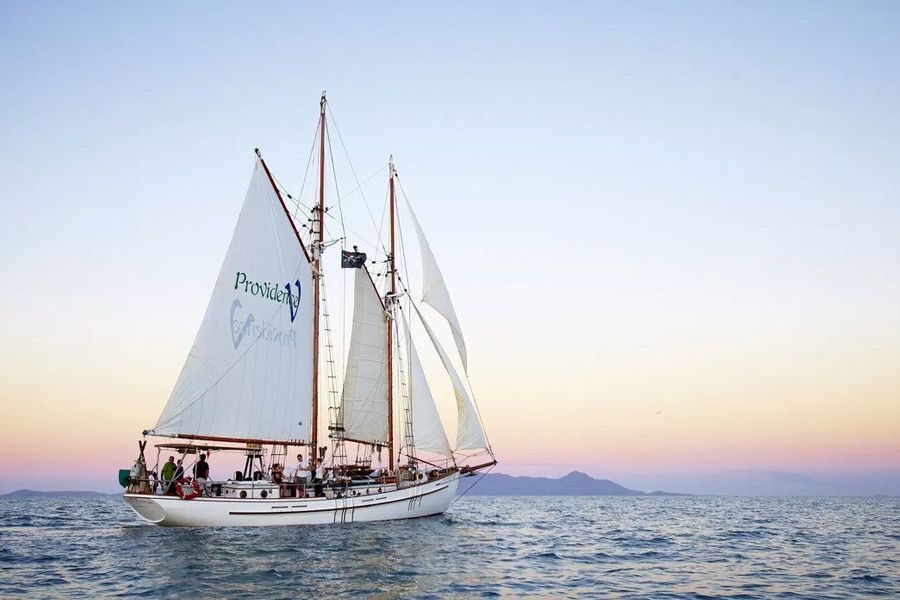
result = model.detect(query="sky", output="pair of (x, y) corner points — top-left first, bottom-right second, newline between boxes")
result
(1, 1), (899, 494)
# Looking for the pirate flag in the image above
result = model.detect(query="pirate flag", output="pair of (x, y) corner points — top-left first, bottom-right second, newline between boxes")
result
(341, 247), (367, 269)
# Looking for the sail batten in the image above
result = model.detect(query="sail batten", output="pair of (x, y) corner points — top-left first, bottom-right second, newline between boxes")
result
(151, 159), (315, 443)
(405, 199), (469, 372)
(412, 303), (488, 451)
(339, 268), (390, 445)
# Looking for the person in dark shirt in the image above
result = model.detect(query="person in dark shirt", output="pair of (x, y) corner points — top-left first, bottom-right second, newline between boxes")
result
(194, 453), (211, 496)
(194, 454), (210, 479)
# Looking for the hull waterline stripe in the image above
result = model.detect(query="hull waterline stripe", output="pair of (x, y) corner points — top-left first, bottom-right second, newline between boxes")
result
(227, 485), (449, 516)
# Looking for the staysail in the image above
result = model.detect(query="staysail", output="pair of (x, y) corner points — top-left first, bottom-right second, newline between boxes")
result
(339, 268), (390, 445)
(407, 333), (453, 457)
(151, 159), (315, 442)
(413, 303), (488, 451)
(405, 199), (469, 372)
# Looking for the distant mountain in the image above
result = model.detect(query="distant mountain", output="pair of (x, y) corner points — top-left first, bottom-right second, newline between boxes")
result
(459, 471), (678, 496)
(0, 489), (116, 499)
(655, 470), (900, 496)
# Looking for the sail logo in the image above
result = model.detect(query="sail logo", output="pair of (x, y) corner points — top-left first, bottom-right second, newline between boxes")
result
(230, 299), (256, 348)
(285, 280), (301, 323)
(234, 272), (302, 322)
(230, 298), (297, 349)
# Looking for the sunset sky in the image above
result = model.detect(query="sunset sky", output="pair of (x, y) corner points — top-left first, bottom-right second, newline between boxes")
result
(1, 2), (898, 493)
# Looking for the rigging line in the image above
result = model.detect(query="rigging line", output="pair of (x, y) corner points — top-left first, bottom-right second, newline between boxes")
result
(375, 183), (389, 262)
(447, 463), (496, 509)
(322, 209), (380, 252)
(295, 116), (321, 221)
(324, 115), (346, 244)
(330, 166), (387, 208)
(393, 177), (415, 293)
(273, 175), (313, 214)
(326, 103), (385, 253)
(394, 178), (413, 294)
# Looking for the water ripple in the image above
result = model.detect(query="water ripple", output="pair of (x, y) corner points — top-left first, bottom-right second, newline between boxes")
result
(0, 496), (897, 598)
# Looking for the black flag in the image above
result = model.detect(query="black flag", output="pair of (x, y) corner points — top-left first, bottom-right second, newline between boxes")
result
(341, 249), (367, 269)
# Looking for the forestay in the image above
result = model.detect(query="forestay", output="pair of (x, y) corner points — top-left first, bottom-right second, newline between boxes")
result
(407, 334), (453, 457)
(413, 304), (488, 451)
(339, 268), (390, 445)
(151, 159), (315, 442)
(405, 199), (469, 372)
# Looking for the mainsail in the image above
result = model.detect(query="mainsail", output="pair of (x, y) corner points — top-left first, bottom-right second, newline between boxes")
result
(413, 304), (488, 451)
(339, 268), (390, 445)
(405, 199), (469, 372)
(407, 334), (453, 457)
(151, 159), (315, 442)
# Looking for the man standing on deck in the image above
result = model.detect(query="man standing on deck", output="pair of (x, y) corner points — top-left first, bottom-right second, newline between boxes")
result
(291, 454), (309, 497)
(161, 456), (176, 495)
(194, 453), (211, 496)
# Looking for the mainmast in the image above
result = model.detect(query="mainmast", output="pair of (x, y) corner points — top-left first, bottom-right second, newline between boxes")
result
(312, 91), (326, 464)
(386, 157), (397, 471)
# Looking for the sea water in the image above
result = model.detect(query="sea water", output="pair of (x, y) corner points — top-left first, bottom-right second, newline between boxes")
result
(0, 495), (897, 598)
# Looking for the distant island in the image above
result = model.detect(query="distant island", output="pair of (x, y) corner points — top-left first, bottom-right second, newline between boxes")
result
(1, 489), (117, 499)
(459, 471), (679, 496)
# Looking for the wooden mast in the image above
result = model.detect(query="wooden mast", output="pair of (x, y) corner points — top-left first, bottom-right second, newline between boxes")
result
(312, 91), (326, 466)
(386, 157), (396, 471)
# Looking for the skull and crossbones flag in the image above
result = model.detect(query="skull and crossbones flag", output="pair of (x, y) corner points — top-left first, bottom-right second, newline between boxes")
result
(341, 249), (367, 269)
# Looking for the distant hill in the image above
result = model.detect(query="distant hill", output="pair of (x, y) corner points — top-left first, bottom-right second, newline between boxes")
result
(1, 489), (116, 499)
(459, 471), (678, 496)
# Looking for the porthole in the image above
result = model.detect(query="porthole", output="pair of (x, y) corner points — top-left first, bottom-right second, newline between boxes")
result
(260, 490), (268, 499)
(240, 490), (247, 499)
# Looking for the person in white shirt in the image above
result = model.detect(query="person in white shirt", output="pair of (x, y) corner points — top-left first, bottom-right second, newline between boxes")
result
(291, 453), (310, 497)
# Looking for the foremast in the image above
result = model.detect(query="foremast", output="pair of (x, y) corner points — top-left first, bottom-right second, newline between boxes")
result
(311, 91), (327, 464)
(385, 157), (397, 471)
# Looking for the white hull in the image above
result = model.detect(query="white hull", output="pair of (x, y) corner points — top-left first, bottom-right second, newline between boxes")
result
(124, 473), (460, 527)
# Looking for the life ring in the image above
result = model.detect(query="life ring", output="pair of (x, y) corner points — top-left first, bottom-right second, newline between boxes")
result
(176, 478), (201, 500)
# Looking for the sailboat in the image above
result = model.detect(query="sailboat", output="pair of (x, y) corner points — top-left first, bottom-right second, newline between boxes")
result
(122, 93), (496, 526)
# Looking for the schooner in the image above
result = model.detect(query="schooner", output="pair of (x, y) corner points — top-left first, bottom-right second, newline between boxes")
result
(122, 93), (496, 526)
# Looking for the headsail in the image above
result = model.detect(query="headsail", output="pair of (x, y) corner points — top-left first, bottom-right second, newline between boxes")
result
(339, 268), (390, 445)
(407, 333), (453, 457)
(405, 199), (469, 372)
(151, 159), (315, 442)
(412, 304), (488, 451)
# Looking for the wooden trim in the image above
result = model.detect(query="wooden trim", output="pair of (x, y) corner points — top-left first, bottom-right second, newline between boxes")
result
(165, 433), (309, 447)
(342, 436), (386, 448)
(460, 460), (497, 473)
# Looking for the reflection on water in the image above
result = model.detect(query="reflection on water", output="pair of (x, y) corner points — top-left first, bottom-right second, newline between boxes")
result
(0, 496), (897, 598)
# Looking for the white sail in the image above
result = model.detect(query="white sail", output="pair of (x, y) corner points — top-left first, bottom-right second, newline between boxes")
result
(407, 335), (453, 457)
(405, 199), (468, 372)
(151, 159), (315, 442)
(339, 268), (390, 444)
(412, 304), (488, 451)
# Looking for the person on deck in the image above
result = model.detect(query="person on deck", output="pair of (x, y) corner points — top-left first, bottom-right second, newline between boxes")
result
(194, 453), (211, 496)
(161, 456), (176, 495)
(292, 454), (309, 497)
(173, 459), (184, 484)
(313, 459), (325, 497)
